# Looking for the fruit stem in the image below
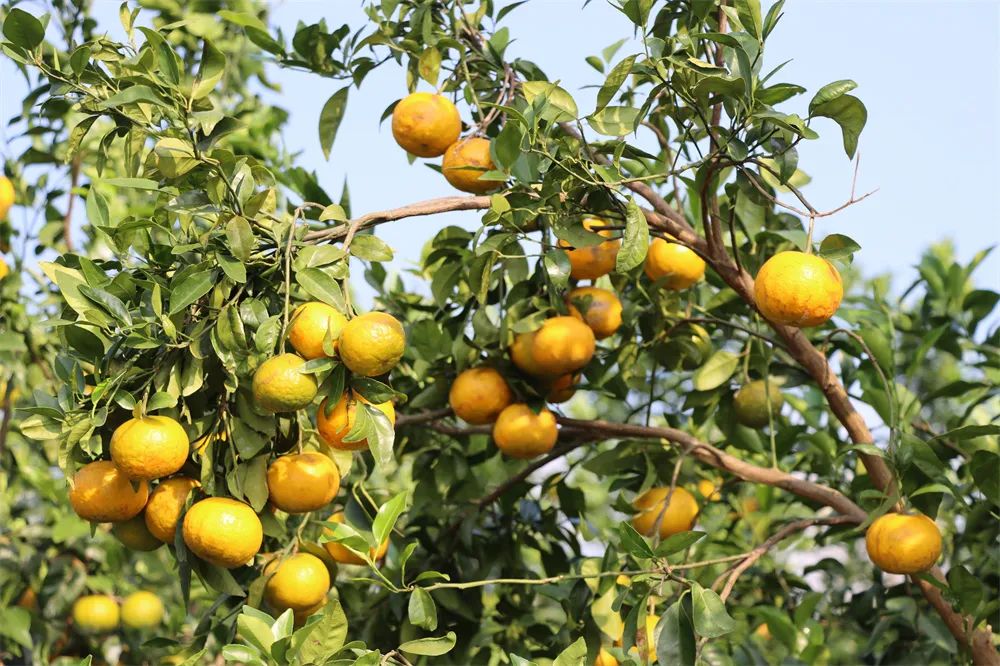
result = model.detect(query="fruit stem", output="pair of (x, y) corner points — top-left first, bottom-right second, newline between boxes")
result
(805, 215), (815, 254)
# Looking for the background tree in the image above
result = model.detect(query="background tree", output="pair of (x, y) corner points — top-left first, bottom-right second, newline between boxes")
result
(1, 1), (997, 665)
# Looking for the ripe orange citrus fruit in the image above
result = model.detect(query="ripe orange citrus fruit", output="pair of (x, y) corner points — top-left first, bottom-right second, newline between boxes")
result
(442, 137), (497, 193)
(112, 515), (162, 551)
(182, 497), (263, 568)
(449, 366), (513, 424)
(754, 250), (843, 327)
(266, 452), (340, 514)
(696, 479), (722, 502)
(644, 237), (706, 290)
(0, 176), (14, 219)
(287, 302), (348, 360)
(866, 513), (942, 574)
(0, 257), (8, 280)
(316, 390), (395, 451)
(264, 553), (330, 613)
(532, 316), (596, 376)
(121, 591), (164, 629)
(558, 217), (620, 280)
(545, 373), (579, 404)
(631, 486), (699, 538)
(110, 415), (190, 481)
(338, 312), (406, 377)
(391, 92), (462, 158)
(72, 595), (119, 633)
(567, 286), (622, 340)
(595, 647), (619, 666)
(144, 476), (199, 543)
(69, 460), (148, 522)
(493, 404), (558, 459)
(252, 353), (318, 413)
(510, 331), (545, 376)
(322, 511), (389, 565)
(634, 614), (659, 661)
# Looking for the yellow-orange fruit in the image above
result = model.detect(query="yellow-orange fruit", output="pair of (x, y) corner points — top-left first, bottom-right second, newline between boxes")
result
(287, 302), (348, 360)
(69, 460), (148, 523)
(144, 476), (199, 543)
(110, 415), (190, 481)
(182, 497), (263, 569)
(493, 404), (558, 459)
(316, 391), (395, 451)
(266, 452), (340, 514)
(559, 217), (620, 280)
(630, 487), (699, 538)
(391, 92), (462, 158)
(322, 511), (389, 565)
(754, 251), (843, 327)
(644, 238), (706, 290)
(567, 286), (623, 340)
(449, 367), (513, 425)
(442, 137), (497, 193)
(531, 316), (596, 376)
(865, 513), (942, 574)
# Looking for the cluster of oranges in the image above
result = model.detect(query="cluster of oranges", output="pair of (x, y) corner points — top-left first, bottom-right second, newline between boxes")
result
(391, 92), (498, 194)
(66, 303), (406, 624)
(71, 591), (164, 634)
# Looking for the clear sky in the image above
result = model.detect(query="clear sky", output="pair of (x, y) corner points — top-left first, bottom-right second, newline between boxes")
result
(2, 1), (998, 299)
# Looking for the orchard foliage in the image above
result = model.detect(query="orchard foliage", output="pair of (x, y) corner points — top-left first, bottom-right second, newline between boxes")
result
(0, 0), (998, 665)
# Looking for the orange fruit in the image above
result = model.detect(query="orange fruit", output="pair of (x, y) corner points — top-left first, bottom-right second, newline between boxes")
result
(112, 515), (162, 551)
(72, 595), (119, 633)
(316, 390), (395, 451)
(754, 250), (843, 327)
(644, 238), (706, 290)
(558, 217), (620, 280)
(0, 257), (8, 280)
(287, 302), (348, 360)
(545, 373), (579, 404)
(595, 647), (619, 666)
(866, 513), (942, 574)
(532, 316), (596, 376)
(442, 137), (497, 193)
(391, 92), (462, 158)
(182, 497), (263, 568)
(696, 479), (722, 502)
(449, 367), (513, 424)
(510, 331), (546, 376)
(110, 415), (190, 481)
(338, 312), (406, 377)
(69, 460), (148, 522)
(567, 286), (622, 340)
(0, 176), (14, 220)
(633, 614), (659, 661)
(631, 487), (699, 538)
(322, 511), (389, 565)
(493, 404), (558, 459)
(264, 553), (330, 613)
(754, 623), (772, 640)
(266, 452), (340, 514)
(252, 353), (318, 413)
(121, 591), (164, 629)
(733, 380), (783, 429)
(144, 476), (199, 543)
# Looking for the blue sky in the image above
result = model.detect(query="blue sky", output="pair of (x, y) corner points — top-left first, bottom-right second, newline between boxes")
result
(2, 1), (997, 297)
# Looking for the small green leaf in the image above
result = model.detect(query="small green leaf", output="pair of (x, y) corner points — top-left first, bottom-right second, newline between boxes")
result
(596, 54), (637, 111)
(408, 588), (438, 631)
(616, 198), (648, 272)
(521, 81), (578, 122)
(372, 491), (407, 546)
(3, 8), (45, 50)
(588, 106), (640, 136)
(192, 40), (226, 100)
(349, 235), (394, 262)
(618, 521), (655, 559)
(295, 268), (346, 310)
(553, 637), (587, 666)
(418, 47), (441, 86)
(399, 632), (457, 656)
(809, 82), (867, 158)
(818, 233), (861, 261)
(654, 531), (706, 557)
(690, 583), (736, 638)
(169, 270), (216, 315)
(693, 351), (740, 391)
(319, 87), (349, 160)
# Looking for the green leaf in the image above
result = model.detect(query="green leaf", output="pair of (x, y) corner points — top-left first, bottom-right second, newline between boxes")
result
(79, 286), (132, 326)
(735, 0), (763, 39)
(99, 85), (170, 110)
(237, 611), (275, 655)
(970, 451), (999, 505)
(3, 8), (45, 50)
(398, 632), (457, 656)
(947, 565), (983, 615)
(294, 598), (349, 662)
(933, 424), (1000, 441)
(0, 607), (32, 648)
(418, 47), (441, 86)
(192, 40), (226, 100)
(408, 588), (438, 631)
(154, 137), (200, 177)
(366, 404), (396, 470)
(349, 235), (394, 262)
(147, 391), (178, 412)
(521, 81), (578, 122)
(616, 198), (649, 272)
(226, 216), (255, 261)
(587, 106), (640, 136)
(654, 531), (706, 557)
(818, 233), (861, 261)
(618, 521), (655, 559)
(657, 596), (696, 666)
(596, 54), (637, 111)
(295, 268), (346, 310)
(543, 250), (571, 290)
(553, 637), (587, 666)
(693, 351), (740, 391)
(809, 82), (867, 158)
(372, 491), (407, 546)
(169, 270), (216, 315)
(690, 583), (736, 638)
(319, 87), (350, 160)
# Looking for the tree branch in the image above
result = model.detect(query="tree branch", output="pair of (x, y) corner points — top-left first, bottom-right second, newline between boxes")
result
(303, 196), (492, 244)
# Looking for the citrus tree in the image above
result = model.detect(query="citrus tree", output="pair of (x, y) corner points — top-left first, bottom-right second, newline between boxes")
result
(1, 1), (998, 665)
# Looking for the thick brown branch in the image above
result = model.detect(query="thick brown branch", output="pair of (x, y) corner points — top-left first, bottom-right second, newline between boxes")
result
(557, 417), (866, 521)
(303, 196), (492, 243)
